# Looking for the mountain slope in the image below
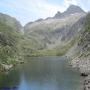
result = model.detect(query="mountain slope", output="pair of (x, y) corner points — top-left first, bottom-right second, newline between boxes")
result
(66, 12), (90, 90)
(68, 13), (90, 74)
(0, 13), (22, 71)
(23, 5), (86, 56)
(0, 13), (22, 32)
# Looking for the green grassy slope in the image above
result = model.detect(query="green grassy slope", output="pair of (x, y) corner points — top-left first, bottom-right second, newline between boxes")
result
(0, 14), (23, 71)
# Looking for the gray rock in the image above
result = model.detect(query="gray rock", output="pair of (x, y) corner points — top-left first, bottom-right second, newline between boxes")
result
(83, 75), (90, 90)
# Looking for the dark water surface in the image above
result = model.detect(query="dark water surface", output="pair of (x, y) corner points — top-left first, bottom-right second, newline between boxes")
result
(0, 56), (83, 90)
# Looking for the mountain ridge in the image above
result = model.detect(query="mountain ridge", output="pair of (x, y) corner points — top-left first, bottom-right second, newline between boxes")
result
(54, 5), (85, 19)
(23, 5), (86, 56)
(26, 5), (86, 24)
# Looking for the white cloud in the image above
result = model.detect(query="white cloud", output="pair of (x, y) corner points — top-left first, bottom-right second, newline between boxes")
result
(0, 0), (67, 25)
(0, 0), (66, 17)
(63, 0), (82, 8)
(34, 0), (66, 17)
(1, 0), (64, 13)
(64, 0), (78, 5)
(0, 0), (89, 25)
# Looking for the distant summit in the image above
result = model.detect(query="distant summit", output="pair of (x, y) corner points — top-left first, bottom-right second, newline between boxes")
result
(64, 5), (85, 15)
(54, 11), (61, 18)
(35, 18), (43, 22)
(54, 5), (85, 19)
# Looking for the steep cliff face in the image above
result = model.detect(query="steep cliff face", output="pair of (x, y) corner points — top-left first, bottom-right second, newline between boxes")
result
(23, 5), (86, 56)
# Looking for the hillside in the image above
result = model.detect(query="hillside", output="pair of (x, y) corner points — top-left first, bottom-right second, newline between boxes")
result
(0, 3), (90, 90)
(0, 13), (23, 71)
(67, 13), (90, 75)
(0, 5), (88, 71)
(23, 5), (86, 56)
(66, 13), (90, 90)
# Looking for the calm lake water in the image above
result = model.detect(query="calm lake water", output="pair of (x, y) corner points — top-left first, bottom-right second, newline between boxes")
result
(0, 56), (83, 90)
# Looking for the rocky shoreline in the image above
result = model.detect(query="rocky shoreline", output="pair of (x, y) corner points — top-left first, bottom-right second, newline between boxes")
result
(0, 61), (24, 73)
(69, 55), (90, 90)
(83, 75), (90, 90)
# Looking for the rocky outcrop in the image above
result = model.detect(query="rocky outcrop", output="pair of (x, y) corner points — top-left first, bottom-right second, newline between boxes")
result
(71, 56), (90, 75)
(1, 64), (13, 71)
(68, 13), (90, 90)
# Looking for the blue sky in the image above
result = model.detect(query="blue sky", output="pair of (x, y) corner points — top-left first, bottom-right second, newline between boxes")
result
(0, 0), (90, 25)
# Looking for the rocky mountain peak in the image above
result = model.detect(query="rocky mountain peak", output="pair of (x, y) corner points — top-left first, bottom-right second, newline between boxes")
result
(35, 18), (43, 22)
(65, 5), (85, 14)
(54, 11), (61, 18)
(54, 5), (85, 19)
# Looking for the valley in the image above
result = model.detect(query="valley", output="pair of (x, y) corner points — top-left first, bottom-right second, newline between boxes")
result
(0, 4), (90, 90)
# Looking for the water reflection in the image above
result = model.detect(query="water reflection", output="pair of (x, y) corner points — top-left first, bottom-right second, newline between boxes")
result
(0, 57), (82, 90)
